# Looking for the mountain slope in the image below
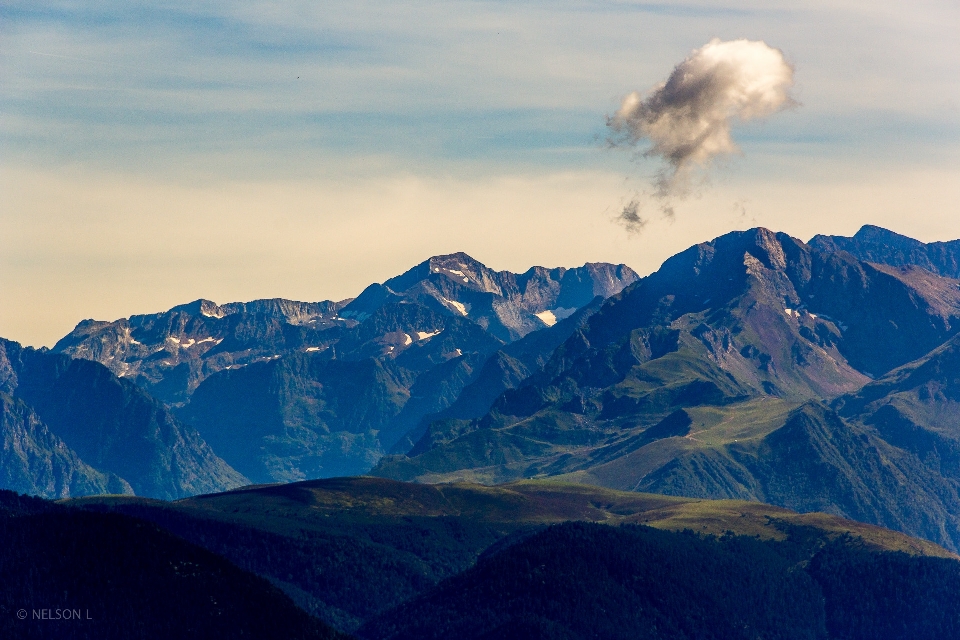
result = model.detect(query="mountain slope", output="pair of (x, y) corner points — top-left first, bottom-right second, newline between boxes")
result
(374, 227), (960, 550)
(0, 339), (246, 499)
(399, 296), (609, 455)
(834, 333), (960, 483)
(0, 393), (131, 498)
(47, 254), (634, 482)
(178, 303), (505, 483)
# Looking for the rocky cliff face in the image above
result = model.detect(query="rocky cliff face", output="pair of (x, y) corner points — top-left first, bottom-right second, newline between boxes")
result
(43, 255), (636, 485)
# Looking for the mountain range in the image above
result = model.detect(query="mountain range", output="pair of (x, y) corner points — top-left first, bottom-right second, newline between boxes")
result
(2, 256), (635, 494)
(374, 225), (960, 550)
(6, 225), (960, 553)
(6, 223), (960, 637)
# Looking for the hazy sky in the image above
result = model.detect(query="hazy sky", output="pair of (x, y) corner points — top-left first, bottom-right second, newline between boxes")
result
(2, 1), (959, 347)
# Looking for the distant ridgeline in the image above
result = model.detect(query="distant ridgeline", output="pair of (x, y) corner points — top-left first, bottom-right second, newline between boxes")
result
(5, 227), (960, 556)
(2, 254), (635, 496)
(3, 479), (960, 639)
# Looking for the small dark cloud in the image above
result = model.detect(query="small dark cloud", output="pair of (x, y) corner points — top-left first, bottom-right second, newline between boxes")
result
(617, 198), (648, 233)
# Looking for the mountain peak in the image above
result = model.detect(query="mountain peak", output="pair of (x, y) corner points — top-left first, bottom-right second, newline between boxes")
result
(810, 225), (960, 279)
(170, 299), (227, 318)
(852, 224), (925, 250)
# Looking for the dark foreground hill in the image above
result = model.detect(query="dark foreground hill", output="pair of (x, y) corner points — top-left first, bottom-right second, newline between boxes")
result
(67, 477), (955, 635)
(0, 491), (345, 640)
(360, 521), (960, 640)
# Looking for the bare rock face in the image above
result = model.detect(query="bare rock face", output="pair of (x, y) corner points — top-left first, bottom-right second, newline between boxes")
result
(52, 298), (353, 406)
(371, 252), (639, 341)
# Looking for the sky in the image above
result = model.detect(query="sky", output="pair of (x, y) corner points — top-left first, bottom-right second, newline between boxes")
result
(2, 1), (959, 347)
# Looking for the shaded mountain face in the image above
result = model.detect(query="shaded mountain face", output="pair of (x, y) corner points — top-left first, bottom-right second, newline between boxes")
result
(397, 296), (609, 456)
(0, 393), (130, 498)
(176, 300), (560, 483)
(834, 333), (960, 481)
(374, 227), (960, 550)
(0, 339), (246, 499)
(177, 296), (624, 484)
(811, 224), (960, 279)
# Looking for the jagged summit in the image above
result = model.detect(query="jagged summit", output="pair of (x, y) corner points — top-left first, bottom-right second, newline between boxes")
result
(810, 224), (960, 279)
(342, 252), (639, 341)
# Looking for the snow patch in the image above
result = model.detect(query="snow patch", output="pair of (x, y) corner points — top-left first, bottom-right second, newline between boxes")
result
(129, 339), (142, 345)
(305, 346), (324, 352)
(403, 333), (412, 346)
(536, 310), (557, 326)
(417, 330), (442, 340)
(449, 269), (464, 276)
(441, 297), (468, 316)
